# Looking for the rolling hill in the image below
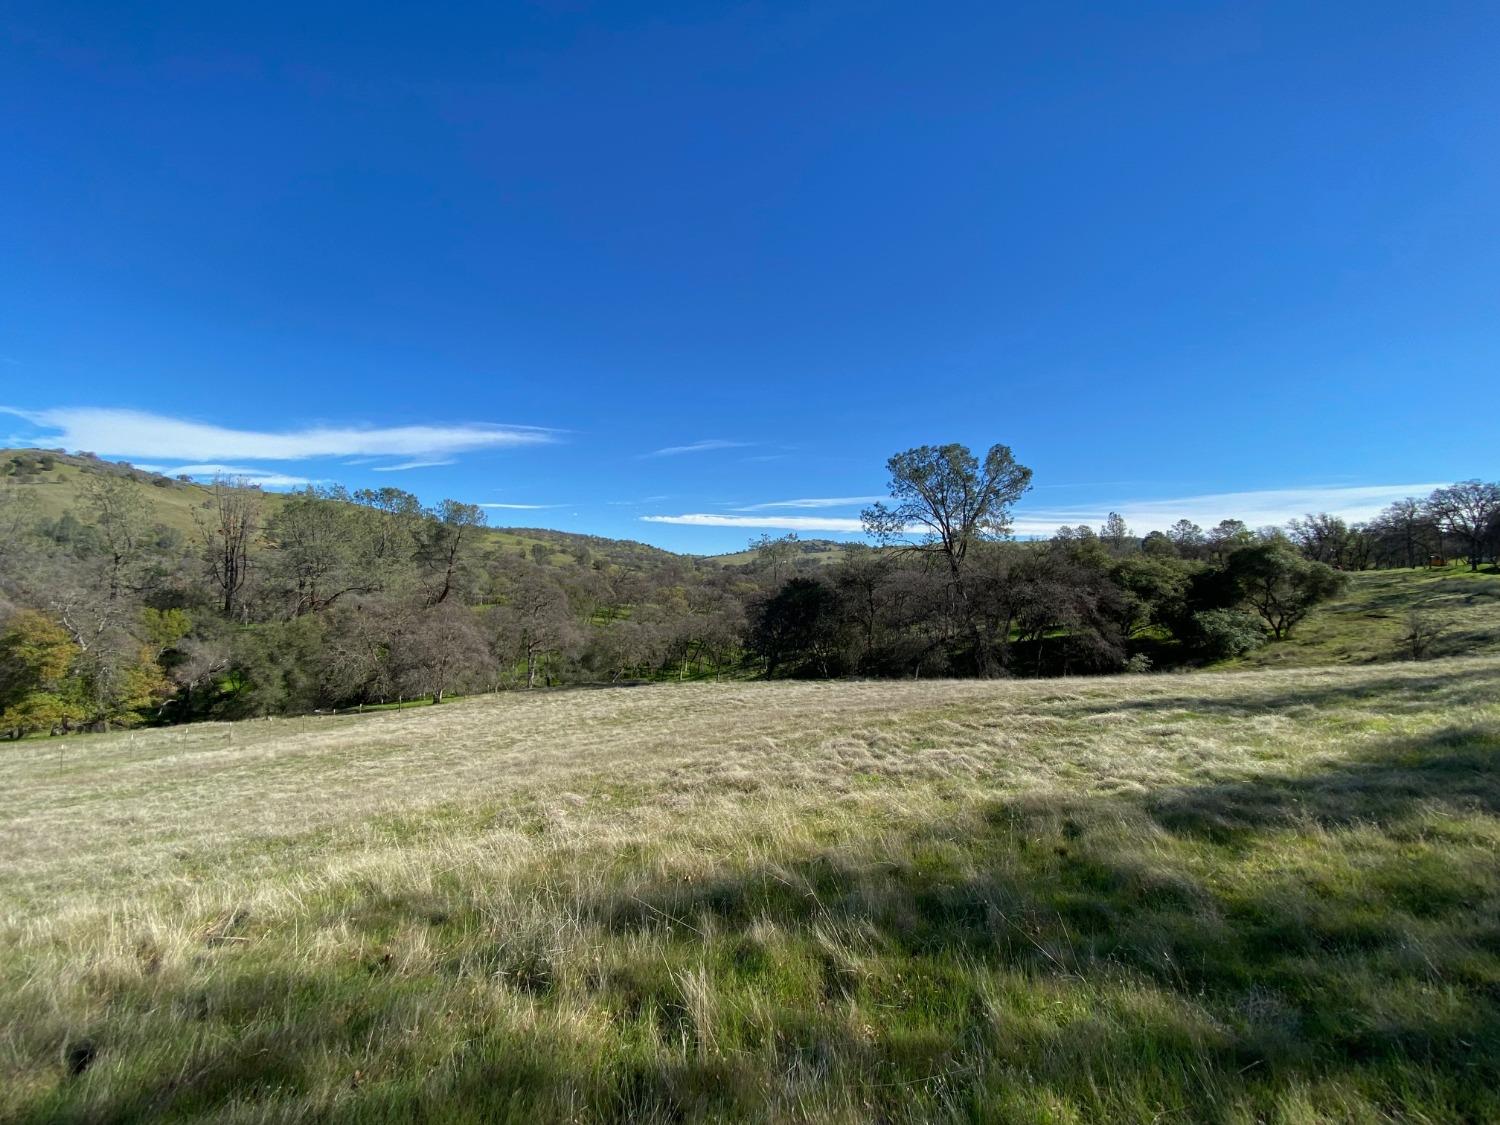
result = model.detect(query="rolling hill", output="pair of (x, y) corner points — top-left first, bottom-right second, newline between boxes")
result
(1, 448), (690, 573)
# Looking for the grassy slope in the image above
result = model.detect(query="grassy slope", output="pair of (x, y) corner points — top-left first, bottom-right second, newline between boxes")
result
(707, 539), (849, 567)
(1, 451), (237, 536)
(0, 448), (680, 569)
(1219, 566), (1500, 670)
(3, 659), (1498, 1122)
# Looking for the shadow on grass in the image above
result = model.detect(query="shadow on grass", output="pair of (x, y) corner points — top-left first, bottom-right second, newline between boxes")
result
(587, 721), (1500, 1117)
(12, 722), (1500, 1122)
(1050, 662), (1500, 721)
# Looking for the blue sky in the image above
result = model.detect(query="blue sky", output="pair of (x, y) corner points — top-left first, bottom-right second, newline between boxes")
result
(2, 2), (1496, 553)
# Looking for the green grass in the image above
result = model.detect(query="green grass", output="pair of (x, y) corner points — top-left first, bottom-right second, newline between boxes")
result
(705, 538), (850, 567)
(3, 660), (1498, 1122)
(1217, 565), (1500, 670)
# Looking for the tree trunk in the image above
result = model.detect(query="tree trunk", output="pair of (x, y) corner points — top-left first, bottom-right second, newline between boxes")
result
(947, 563), (993, 678)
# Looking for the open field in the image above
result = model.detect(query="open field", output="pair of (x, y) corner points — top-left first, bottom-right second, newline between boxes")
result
(3, 659), (1499, 1122)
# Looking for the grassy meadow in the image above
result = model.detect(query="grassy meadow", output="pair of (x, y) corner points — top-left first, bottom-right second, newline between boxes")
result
(1218, 566), (1500, 670)
(3, 657), (1499, 1122)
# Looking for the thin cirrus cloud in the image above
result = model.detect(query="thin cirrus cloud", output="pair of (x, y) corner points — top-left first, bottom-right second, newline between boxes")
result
(642, 439), (751, 458)
(1009, 482), (1449, 538)
(0, 406), (555, 461)
(134, 463), (316, 489)
(645, 483), (1448, 538)
(731, 496), (884, 511)
(370, 459), (456, 472)
(643, 514), (869, 532)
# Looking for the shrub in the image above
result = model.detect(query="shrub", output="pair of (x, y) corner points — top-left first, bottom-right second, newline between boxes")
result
(1193, 608), (1266, 659)
(1399, 611), (1449, 661)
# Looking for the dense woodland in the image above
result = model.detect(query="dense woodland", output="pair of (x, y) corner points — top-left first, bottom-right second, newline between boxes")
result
(1, 444), (1497, 737)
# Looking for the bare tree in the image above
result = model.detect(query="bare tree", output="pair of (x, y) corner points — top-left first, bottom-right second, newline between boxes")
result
(1286, 512), (1350, 568)
(395, 603), (490, 703)
(420, 500), (486, 606)
(1373, 498), (1434, 569)
(265, 487), (379, 616)
(194, 477), (261, 618)
(1426, 481), (1500, 571)
(492, 579), (575, 688)
(80, 471), (148, 601)
(863, 443), (1032, 676)
(0, 484), (40, 571)
(1100, 512), (1131, 552)
(750, 532), (801, 585)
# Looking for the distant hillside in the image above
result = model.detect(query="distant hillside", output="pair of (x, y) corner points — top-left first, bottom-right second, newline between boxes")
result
(706, 537), (850, 567)
(1, 448), (690, 573)
(3, 448), (240, 537)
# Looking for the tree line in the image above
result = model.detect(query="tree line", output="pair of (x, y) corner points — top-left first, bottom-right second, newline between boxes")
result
(1, 447), (1496, 737)
(747, 450), (1497, 678)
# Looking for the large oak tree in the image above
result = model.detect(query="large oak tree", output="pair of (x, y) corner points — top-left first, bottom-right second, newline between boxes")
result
(863, 443), (1032, 676)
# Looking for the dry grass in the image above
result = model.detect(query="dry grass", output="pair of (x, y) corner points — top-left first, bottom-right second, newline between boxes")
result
(3, 659), (1499, 1122)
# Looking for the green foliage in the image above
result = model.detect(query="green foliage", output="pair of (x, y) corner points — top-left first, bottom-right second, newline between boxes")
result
(750, 577), (845, 677)
(0, 690), (84, 738)
(76, 646), (170, 730)
(1193, 607), (1267, 659)
(1222, 567), (1500, 670)
(222, 617), (332, 717)
(0, 610), (77, 687)
(1225, 544), (1347, 640)
(2, 452), (58, 477)
(1111, 556), (1195, 638)
(0, 611), (85, 737)
(141, 607), (192, 654)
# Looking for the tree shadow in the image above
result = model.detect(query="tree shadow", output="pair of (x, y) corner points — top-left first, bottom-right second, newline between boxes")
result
(1047, 663), (1500, 721)
(588, 720), (1500, 1116)
(1147, 723), (1499, 841)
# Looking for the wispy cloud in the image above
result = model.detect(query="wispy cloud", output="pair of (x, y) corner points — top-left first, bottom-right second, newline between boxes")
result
(135, 463), (315, 489)
(642, 439), (751, 458)
(479, 502), (564, 510)
(607, 495), (673, 506)
(1009, 483), (1447, 537)
(733, 496), (884, 511)
(643, 514), (868, 533)
(644, 483), (1447, 539)
(0, 406), (555, 461)
(370, 459), (456, 472)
